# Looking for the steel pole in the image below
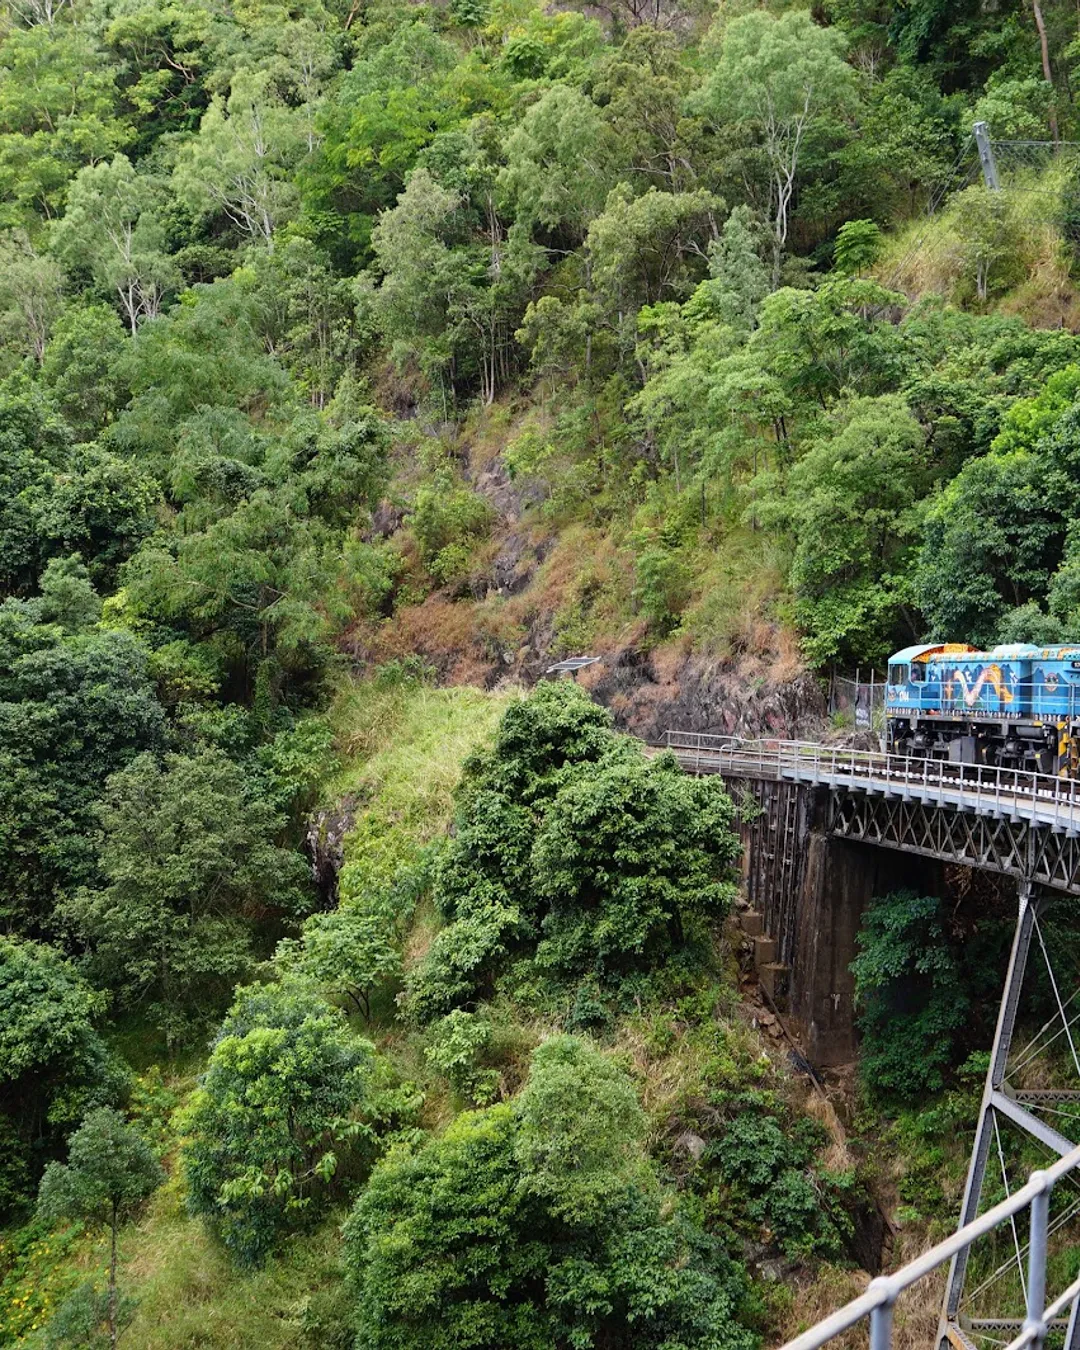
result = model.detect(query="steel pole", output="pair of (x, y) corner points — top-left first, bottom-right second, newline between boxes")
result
(944, 883), (1039, 1323)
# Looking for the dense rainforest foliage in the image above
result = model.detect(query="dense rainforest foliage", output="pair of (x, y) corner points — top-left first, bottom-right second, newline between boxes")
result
(2, 0), (1080, 1343)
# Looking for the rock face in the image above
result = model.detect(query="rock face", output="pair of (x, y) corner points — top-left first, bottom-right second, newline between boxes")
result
(304, 795), (359, 909)
(582, 644), (827, 743)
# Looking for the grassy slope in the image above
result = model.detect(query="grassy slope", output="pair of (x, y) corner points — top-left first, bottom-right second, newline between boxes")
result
(0, 676), (517, 1350)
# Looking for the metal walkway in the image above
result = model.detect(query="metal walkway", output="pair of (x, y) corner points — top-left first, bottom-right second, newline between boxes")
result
(661, 732), (1080, 837)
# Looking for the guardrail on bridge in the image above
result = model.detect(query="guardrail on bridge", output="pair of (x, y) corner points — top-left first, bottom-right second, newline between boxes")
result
(661, 732), (1080, 836)
(780, 1144), (1080, 1350)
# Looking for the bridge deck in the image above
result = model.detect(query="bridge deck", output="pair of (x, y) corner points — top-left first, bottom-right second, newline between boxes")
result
(661, 732), (1080, 837)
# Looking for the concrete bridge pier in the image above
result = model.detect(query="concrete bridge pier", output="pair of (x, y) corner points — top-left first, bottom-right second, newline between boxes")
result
(790, 793), (947, 1066)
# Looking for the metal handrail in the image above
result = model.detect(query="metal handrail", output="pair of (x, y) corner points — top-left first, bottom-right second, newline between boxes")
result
(660, 733), (1080, 834)
(780, 1144), (1080, 1350)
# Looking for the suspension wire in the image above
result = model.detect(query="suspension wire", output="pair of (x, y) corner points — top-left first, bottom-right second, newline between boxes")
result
(961, 1193), (1080, 1305)
(1034, 911), (1080, 1079)
(1019, 1101), (1080, 1124)
(995, 1112), (1028, 1305)
(1009, 993), (1080, 1076)
(962, 1133), (1080, 1305)
(1009, 983), (1080, 1076)
(961, 1132), (1080, 1309)
(1007, 921), (1080, 1077)
(881, 144), (983, 292)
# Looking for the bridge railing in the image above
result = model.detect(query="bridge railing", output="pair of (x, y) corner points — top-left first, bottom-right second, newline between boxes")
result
(780, 1144), (1080, 1350)
(660, 732), (1080, 832)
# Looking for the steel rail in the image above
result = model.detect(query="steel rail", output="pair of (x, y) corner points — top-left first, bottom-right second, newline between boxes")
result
(780, 1145), (1080, 1350)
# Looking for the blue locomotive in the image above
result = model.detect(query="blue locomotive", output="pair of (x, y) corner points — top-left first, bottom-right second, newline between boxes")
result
(885, 643), (1080, 775)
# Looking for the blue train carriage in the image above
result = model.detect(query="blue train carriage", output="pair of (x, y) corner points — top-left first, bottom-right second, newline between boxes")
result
(886, 643), (1080, 775)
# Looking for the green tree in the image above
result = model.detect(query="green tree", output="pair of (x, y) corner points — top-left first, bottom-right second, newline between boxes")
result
(769, 394), (927, 664)
(276, 904), (401, 1020)
(64, 746), (311, 1048)
(586, 185), (722, 355)
(514, 1035), (645, 1225)
(182, 981), (382, 1265)
(410, 466), (494, 585)
(833, 217), (883, 275)
(0, 382), (71, 596)
(697, 204), (770, 334)
(851, 891), (969, 1100)
(0, 937), (126, 1218)
(499, 84), (617, 241)
(37, 554), (101, 633)
(530, 753), (739, 978)
(695, 10), (857, 284)
(0, 229), (63, 364)
(593, 27), (700, 192)
(345, 1035), (754, 1350)
(37, 1108), (163, 1350)
(174, 70), (305, 246)
(52, 156), (177, 334)
(409, 684), (739, 1017)
(40, 304), (129, 439)
(0, 24), (131, 222)
(917, 450), (1062, 645)
(0, 613), (163, 929)
(950, 184), (1023, 304)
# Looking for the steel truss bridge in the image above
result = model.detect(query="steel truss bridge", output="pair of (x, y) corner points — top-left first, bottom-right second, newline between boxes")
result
(662, 732), (1080, 1349)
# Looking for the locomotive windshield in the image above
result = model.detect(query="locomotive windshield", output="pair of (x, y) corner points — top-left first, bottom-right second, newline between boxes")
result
(889, 663), (908, 683)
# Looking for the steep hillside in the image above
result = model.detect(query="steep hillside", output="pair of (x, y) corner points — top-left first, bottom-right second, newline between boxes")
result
(3, 0), (1080, 1345)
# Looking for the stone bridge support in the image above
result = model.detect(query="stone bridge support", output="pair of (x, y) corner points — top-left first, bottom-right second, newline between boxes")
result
(791, 810), (947, 1064)
(732, 779), (946, 1066)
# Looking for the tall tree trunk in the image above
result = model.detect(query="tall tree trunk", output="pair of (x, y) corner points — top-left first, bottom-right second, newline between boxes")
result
(108, 1202), (118, 1350)
(1031, 2), (1060, 143)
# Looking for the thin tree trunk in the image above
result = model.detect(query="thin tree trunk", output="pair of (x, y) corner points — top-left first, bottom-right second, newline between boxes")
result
(108, 1202), (118, 1349)
(1032, 2), (1060, 143)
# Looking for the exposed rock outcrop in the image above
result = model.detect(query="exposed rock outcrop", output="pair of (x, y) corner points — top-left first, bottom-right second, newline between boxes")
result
(304, 795), (360, 909)
(582, 642), (827, 743)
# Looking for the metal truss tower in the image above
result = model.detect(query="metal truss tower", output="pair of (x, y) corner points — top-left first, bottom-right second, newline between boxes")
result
(941, 877), (1080, 1349)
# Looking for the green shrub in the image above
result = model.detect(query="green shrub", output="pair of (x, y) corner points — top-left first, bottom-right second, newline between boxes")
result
(851, 890), (969, 1100)
(407, 683), (740, 1019)
(706, 1099), (852, 1260)
(424, 1010), (497, 1104)
(633, 542), (692, 632)
(0, 937), (128, 1219)
(344, 1036), (755, 1350)
(410, 469), (494, 585)
(182, 982), (388, 1266)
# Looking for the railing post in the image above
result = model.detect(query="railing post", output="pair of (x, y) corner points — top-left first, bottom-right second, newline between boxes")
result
(1026, 1175), (1050, 1348)
(868, 1281), (894, 1350)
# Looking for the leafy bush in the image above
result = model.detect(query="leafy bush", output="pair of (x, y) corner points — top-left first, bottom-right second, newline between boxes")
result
(182, 982), (392, 1266)
(633, 541), (692, 632)
(410, 469), (494, 585)
(0, 937), (128, 1219)
(37, 1107), (164, 1349)
(851, 890), (970, 1100)
(424, 1010), (496, 1104)
(706, 1096), (852, 1259)
(407, 682), (739, 1019)
(344, 1036), (755, 1350)
(64, 746), (312, 1048)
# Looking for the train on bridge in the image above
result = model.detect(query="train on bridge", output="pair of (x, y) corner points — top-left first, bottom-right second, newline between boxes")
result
(886, 642), (1080, 775)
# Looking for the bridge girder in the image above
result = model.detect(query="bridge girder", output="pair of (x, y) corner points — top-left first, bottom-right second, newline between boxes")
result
(827, 790), (1080, 896)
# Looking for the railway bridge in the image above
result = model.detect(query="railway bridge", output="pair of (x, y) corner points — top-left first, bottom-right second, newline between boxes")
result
(664, 731), (1080, 1350)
